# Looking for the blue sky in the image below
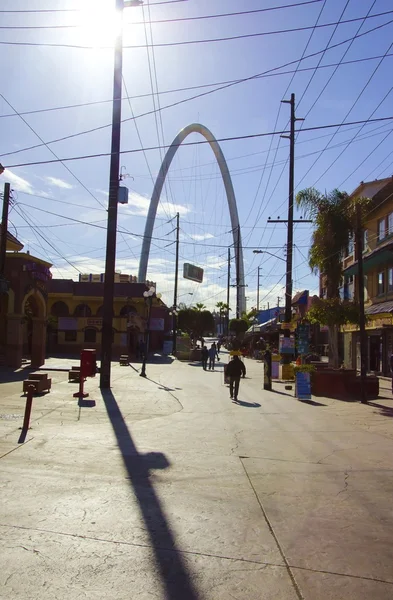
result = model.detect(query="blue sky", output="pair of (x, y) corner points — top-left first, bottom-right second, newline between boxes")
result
(1, 0), (393, 312)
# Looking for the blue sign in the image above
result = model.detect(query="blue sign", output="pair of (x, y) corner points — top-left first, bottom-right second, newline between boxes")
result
(295, 371), (311, 400)
(297, 323), (310, 355)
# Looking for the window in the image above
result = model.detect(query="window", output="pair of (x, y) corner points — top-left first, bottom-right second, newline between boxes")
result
(363, 229), (368, 251)
(50, 301), (69, 317)
(347, 235), (354, 255)
(388, 213), (393, 235)
(74, 304), (92, 317)
(389, 268), (393, 292)
(84, 328), (97, 343)
(378, 271), (385, 295)
(65, 330), (77, 342)
(378, 218), (386, 241)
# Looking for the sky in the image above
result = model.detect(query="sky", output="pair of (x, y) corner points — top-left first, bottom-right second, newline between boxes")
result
(1, 0), (393, 313)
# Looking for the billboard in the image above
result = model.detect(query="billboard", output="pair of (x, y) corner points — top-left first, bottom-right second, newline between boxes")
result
(183, 263), (203, 283)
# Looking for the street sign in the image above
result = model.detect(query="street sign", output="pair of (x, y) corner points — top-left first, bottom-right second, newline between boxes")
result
(183, 263), (204, 283)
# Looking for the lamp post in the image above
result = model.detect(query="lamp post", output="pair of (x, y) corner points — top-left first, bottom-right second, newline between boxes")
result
(100, 0), (144, 390)
(253, 249), (286, 262)
(140, 286), (161, 378)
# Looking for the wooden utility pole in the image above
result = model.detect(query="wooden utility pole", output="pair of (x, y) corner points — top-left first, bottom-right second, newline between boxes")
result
(172, 212), (180, 355)
(355, 202), (367, 404)
(0, 182), (10, 279)
(227, 247), (231, 335)
(236, 226), (240, 318)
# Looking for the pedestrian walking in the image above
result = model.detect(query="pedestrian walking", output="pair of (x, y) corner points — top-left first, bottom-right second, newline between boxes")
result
(217, 341), (221, 353)
(226, 355), (246, 401)
(208, 343), (219, 370)
(201, 345), (209, 371)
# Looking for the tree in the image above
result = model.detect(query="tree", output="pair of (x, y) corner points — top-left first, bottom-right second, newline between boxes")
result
(177, 307), (214, 341)
(296, 187), (356, 367)
(229, 318), (249, 337)
(216, 301), (230, 334)
(194, 303), (206, 312)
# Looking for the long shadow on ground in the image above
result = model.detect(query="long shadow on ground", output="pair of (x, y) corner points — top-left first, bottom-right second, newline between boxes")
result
(100, 389), (199, 600)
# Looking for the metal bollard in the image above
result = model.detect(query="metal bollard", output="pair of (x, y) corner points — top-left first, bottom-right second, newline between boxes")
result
(22, 384), (35, 431)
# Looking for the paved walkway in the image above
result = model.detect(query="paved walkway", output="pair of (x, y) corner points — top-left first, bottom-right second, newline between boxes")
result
(1, 354), (393, 599)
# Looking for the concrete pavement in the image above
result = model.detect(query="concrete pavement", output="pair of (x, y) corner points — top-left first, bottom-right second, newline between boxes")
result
(1, 351), (393, 599)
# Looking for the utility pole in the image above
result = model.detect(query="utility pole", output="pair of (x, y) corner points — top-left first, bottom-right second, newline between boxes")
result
(172, 212), (180, 355)
(356, 202), (367, 404)
(100, 0), (125, 389)
(257, 266), (261, 312)
(281, 93), (296, 331)
(0, 182), (10, 279)
(227, 247), (231, 335)
(236, 226), (240, 318)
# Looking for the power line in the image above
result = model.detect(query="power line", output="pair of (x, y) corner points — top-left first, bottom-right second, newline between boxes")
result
(0, 1), (325, 27)
(0, 0), (187, 11)
(6, 115), (393, 170)
(3, 19), (391, 160)
(0, 93), (107, 211)
(1, 12), (392, 49)
(1, 52), (392, 121)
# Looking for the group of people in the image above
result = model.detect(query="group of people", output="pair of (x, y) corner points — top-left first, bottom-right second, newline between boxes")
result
(201, 342), (219, 371)
(200, 341), (246, 402)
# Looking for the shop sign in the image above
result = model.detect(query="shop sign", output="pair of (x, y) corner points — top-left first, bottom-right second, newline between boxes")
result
(297, 323), (310, 355)
(295, 371), (312, 400)
(87, 318), (102, 327)
(24, 262), (52, 281)
(279, 334), (295, 354)
(150, 318), (164, 331)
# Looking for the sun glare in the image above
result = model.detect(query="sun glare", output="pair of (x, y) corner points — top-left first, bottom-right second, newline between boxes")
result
(78, 3), (122, 48)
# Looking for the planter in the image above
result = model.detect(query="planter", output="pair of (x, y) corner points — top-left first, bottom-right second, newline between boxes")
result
(312, 369), (379, 400)
(190, 348), (202, 362)
(176, 351), (190, 362)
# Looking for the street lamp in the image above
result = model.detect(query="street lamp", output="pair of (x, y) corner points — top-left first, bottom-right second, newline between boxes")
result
(140, 286), (161, 378)
(100, 0), (143, 390)
(253, 250), (286, 261)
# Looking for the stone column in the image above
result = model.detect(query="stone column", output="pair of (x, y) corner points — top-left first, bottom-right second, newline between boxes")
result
(6, 314), (24, 368)
(31, 317), (47, 368)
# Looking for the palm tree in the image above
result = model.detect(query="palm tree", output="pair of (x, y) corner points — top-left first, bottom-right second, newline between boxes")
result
(296, 187), (354, 366)
(194, 303), (206, 312)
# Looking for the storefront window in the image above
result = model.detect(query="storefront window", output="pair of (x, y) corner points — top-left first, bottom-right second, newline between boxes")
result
(65, 330), (77, 342)
(363, 229), (368, 251)
(378, 271), (385, 295)
(84, 328), (96, 343)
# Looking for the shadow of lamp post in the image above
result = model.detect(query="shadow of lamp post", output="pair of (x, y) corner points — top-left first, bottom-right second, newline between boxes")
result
(140, 286), (161, 378)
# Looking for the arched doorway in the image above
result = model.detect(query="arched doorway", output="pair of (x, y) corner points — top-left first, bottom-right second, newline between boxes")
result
(21, 289), (47, 368)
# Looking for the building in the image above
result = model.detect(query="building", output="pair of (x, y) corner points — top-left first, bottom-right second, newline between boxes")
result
(340, 176), (393, 375)
(47, 276), (171, 359)
(0, 231), (52, 368)
(0, 228), (170, 366)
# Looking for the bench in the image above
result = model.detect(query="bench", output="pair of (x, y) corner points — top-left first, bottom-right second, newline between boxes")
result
(23, 373), (52, 395)
(119, 354), (129, 366)
(68, 367), (81, 382)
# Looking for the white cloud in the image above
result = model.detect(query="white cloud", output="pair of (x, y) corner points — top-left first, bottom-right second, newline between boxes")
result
(4, 170), (33, 193)
(187, 233), (214, 241)
(45, 176), (73, 189)
(124, 190), (192, 218)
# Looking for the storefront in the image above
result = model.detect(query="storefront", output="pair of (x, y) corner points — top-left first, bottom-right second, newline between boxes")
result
(342, 312), (393, 375)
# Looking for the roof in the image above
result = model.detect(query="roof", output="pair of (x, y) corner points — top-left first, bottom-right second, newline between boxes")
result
(0, 227), (24, 251)
(48, 280), (150, 298)
(365, 301), (393, 315)
(349, 176), (393, 201)
(292, 290), (309, 305)
(245, 317), (277, 334)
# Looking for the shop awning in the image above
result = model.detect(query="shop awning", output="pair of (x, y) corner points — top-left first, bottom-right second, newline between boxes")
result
(365, 301), (393, 315)
(245, 317), (277, 334)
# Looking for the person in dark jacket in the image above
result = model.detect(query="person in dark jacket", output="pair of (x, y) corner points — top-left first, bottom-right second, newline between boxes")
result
(201, 345), (209, 370)
(208, 343), (219, 370)
(226, 355), (246, 401)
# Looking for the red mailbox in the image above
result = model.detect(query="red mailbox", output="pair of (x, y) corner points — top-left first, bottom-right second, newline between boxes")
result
(80, 349), (97, 378)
